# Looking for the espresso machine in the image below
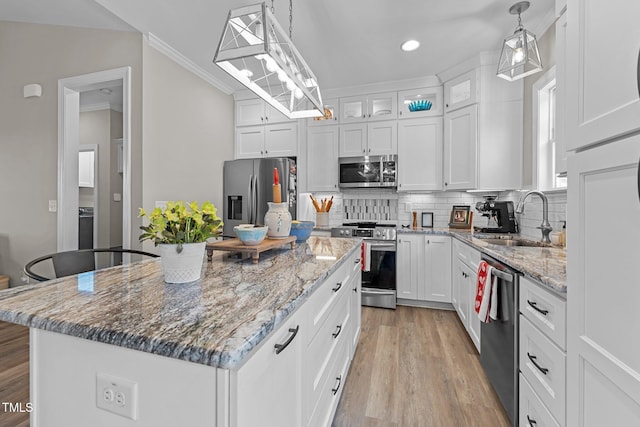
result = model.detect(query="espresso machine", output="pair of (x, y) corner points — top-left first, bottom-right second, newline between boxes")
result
(474, 196), (519, 233)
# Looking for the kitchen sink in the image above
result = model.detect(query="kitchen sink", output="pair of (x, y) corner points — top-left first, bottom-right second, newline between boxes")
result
(475, 236), (551, 247)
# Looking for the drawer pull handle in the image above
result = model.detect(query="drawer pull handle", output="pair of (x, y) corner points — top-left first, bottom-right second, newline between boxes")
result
(353, 286), (358, 293)
(274, 325), (299, 355)
(527, 352), (549, 375)
(354, 258), (361, 264)
(332, 324), (342, 338)
(332, 282), (343, 292)
(527, 300), (549, 316)
(331, 375), (342, 395)
(527, 415), (538, 426)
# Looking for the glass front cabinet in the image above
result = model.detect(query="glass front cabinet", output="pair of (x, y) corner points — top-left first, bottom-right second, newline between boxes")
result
(340, 92), (398, 123)
(398, 87), (444, 118)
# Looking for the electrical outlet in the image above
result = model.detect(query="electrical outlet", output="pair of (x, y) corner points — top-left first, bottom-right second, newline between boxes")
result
(155, 201), (167, 209)
(48, 200), (57, 212)
(96, 373), (138, 420)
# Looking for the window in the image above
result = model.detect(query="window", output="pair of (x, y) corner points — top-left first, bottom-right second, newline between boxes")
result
(533, 66), (566, 191)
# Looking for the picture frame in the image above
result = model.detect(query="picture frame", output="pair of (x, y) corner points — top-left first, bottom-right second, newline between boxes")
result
(448, 205), (472, 229)
(421, 212), (434, 228)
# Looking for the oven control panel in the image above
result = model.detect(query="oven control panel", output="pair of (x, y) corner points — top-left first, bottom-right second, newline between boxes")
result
(331, 227), (396, 241)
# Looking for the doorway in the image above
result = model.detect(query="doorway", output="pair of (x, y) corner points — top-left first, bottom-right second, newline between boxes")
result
(58, 67), (132, 252)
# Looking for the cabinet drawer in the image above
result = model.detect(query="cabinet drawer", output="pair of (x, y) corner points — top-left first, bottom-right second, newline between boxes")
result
(520, 277), (566, 350)
(305, 289), (351, 414)
(520, 373), (562, 427)
(305, 258), (352, 344)
(453, 238), (480, 269)
(307, 327), (351, 427)
(520, 316), (566, 424)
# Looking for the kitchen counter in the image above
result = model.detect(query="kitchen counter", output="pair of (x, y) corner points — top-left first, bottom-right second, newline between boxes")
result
(0, 237), (360, 369)
(399, 228), (566, 295)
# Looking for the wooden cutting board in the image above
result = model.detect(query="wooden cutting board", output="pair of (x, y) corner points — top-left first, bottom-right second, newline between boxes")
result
(206, 236), (296, 264)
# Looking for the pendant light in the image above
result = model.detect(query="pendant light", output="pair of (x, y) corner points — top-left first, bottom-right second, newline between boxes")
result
(213, 1), (323, 119)
(496, 1), (543, 81)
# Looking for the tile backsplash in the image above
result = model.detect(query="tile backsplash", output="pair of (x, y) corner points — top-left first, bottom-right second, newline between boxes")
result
(303, 188), (567, 239)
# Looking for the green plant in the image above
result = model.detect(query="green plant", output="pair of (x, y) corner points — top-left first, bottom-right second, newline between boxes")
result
(139, 201), (223, 252)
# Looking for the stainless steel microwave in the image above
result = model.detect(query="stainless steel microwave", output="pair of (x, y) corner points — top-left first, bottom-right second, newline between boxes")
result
(339, 155), (397, 188)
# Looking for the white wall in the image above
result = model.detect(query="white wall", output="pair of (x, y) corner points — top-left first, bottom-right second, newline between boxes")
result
(141, 41), (234, 253)
(0, 21), (142, 286)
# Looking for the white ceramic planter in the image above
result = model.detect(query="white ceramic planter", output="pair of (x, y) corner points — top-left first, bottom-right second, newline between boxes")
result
(159, 242), (206, 284)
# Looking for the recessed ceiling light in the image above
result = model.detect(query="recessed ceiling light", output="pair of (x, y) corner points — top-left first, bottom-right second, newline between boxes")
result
(401, 40), (420, 52)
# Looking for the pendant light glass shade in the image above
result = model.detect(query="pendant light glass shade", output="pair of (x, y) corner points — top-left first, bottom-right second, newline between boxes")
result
(214, 3), (323, 119)
(496, 2), (542, 81)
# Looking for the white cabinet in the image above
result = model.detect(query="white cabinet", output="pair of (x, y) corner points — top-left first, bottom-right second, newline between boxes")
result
(339, 92), (398, 123)
(452, 238), (481, 352)
(555, 12), (568, 177)
(397, 86), (443, 118)
(339, 121), (397, 157)
(444, 69), (479, 113)
(397, 233), (451, 304)
(307, 126), (339, 192)
(397, 233), (422, 300)
(235, 123), (298, 159)
(519, 277), (567, 427)
(397, 118), (443, 192)
(423, 236), (451, 303)
(236, 98), (290, 126)
(235, 308), (303, 427)
(567, 134), (640, 427)
(565, 0), (640, 150)
(307, 98), (340, 126)
(442, 61), (522, 190)
(444, 105), (477, 190)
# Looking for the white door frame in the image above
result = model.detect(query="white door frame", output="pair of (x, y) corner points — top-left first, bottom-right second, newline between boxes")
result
(58, 67), (132, 252)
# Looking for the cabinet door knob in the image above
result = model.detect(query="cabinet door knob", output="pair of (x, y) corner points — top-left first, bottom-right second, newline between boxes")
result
(261, 117), (264, 122)
(368, 113), (371, 118)
(399, 111), (403, 116)
(265, 150), (268, 155)
(362, 114), (366, 119)
(444, 182), (448, 186)
(368, 148), (371, 153)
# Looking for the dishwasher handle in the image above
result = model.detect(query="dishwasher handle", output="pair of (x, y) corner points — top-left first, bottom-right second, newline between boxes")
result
(490, 267), (514, 283)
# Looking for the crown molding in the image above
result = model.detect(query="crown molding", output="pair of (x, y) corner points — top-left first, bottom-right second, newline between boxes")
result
(145, 32), (234, 95)
(80, 102), (124, 113)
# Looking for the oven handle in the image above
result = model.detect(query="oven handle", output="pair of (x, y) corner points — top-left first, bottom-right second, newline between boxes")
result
(368, 242), (396, 252)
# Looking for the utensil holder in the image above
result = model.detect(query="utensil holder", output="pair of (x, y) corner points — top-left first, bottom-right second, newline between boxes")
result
(316, 212), (329, 227)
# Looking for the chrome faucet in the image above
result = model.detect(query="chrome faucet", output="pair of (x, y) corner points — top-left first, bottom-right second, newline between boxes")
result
(515, 191), (552, 244)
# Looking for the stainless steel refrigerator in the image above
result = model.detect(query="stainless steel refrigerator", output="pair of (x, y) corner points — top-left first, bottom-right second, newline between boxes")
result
(223, 158), (297, 237)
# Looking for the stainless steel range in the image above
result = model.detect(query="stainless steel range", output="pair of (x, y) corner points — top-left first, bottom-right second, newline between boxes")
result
(331, 222), (396, 309)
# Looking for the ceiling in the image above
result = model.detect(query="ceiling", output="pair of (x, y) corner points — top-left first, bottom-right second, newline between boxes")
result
(1, 0), (555, 92)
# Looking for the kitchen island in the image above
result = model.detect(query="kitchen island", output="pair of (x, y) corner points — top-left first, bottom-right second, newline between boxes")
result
(0, 237), (361, 427)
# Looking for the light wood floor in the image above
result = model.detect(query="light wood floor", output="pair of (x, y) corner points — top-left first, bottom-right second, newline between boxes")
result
(0, 321), (29, 427)
(333, 306), (511, 427)
(0, 309), (509, 427)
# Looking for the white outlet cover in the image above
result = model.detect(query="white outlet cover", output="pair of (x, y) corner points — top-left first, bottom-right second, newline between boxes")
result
(96, 373), (138, 420)
(48, 200), (57, 212)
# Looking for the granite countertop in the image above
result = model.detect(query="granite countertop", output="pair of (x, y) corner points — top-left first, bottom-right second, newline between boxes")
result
(399, 228), (566, 295)
(0, 237), (360, 369)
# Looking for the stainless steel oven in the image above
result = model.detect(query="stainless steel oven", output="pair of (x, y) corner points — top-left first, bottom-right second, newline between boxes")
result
(332, 222), (396, 309)
(339, 155), (397, 188)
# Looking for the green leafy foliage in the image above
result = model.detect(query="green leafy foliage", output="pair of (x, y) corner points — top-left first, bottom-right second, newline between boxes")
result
(139, 201), (223, 248)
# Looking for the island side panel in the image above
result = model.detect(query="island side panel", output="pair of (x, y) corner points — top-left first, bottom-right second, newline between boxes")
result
(30, 329), (217, 427)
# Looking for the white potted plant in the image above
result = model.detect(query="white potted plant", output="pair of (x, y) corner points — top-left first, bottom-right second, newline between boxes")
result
(139, 201), (223, 283)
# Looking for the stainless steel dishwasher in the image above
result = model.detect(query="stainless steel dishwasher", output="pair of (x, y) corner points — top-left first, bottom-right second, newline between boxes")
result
(479, 254), (520, 427)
